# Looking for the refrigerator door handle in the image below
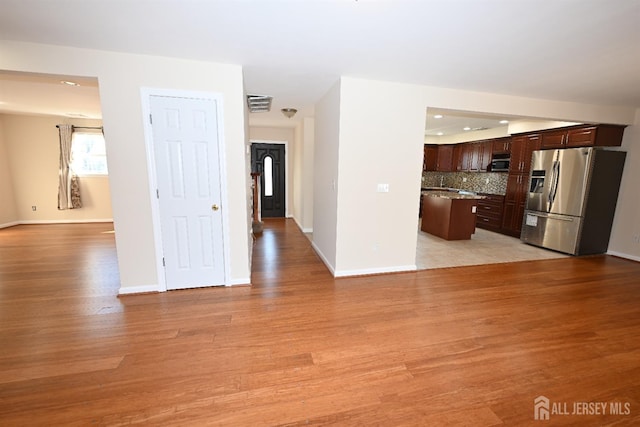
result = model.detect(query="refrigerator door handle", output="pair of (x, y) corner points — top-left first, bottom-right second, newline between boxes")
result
(548, 160), (560, 208)
(526, 211), (574, 222)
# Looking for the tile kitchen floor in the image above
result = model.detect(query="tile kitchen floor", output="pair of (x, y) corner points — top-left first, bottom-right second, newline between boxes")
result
(416, 226), (567, 270)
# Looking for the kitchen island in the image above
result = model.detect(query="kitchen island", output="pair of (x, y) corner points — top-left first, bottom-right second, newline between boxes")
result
(421, 190), (485, 240)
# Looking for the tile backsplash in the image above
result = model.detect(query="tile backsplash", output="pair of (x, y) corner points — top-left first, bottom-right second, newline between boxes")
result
(422, 171), (508, 195)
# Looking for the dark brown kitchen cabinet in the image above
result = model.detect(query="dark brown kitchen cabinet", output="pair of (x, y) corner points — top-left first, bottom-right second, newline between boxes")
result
(540, 124), (625, 149)
(501, 174), (529, 236)
(424, 144), (456, 172)
(454, 140), (498, 172)
(541, 130), (567, 149)
(461, 142), (487, 172)
(452, 144), (462, 171)
(476, 193), (504, 232)
(468, 143), (481, 171)
(423, 145), (438, 171)
(502, 134), (540, 236)
(566, 125), (625, 147)
(509, 134), (541, 174)
(479, 140), (493, 172)
(492, 137), (511, 155)
(436, 144), (454, 171)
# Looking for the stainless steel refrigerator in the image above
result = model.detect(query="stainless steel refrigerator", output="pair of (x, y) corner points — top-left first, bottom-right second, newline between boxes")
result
(521, 147), (626, 255)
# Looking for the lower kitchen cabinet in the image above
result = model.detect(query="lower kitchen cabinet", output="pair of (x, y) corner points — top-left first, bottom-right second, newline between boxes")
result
(502, 201), (526, 236)
(501, 173), (528, 236)
(476, 194), (504, 232)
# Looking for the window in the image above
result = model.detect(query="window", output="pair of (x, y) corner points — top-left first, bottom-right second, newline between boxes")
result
(70, 132), (108, 176)
(264, 156), (273, 197)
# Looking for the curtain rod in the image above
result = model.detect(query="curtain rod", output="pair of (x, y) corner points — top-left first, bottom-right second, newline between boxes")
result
(56, 125), (103, 130)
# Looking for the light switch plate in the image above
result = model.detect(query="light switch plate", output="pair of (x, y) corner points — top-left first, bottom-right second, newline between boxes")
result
(377, 183), (390, 193)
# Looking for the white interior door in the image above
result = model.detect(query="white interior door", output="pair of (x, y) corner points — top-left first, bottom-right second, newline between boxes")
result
(150, 95), (225, 289)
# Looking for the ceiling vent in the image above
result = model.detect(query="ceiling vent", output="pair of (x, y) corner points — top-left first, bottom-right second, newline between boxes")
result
(247, 94), (272, 113)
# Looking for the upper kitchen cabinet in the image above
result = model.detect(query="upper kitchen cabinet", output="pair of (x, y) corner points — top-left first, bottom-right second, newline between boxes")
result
(452, 140), (493, 172)
(423, 145), (438, 171)
(453, 144), (464, 171)
(479, 140), (493, 172)
(492, 137), (512, 155)
(424, 144), (456, 172)
(436, 144), (454, 171)
(510, 134), (541, 174)
(540, 124), (625, 149)
(540, 129), (566, 149)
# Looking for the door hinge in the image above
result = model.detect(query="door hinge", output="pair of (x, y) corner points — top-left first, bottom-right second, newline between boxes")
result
(156, 189), (159, 199)
(162, 257), (165, 267)
(149, 114), (153, 124)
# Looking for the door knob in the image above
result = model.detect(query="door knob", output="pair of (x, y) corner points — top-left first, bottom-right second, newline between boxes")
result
(212, 204), (219, 211)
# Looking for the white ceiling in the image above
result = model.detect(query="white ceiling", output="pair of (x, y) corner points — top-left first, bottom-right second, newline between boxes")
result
(1, 0), (639, 126)
(0, 71), (102, 119)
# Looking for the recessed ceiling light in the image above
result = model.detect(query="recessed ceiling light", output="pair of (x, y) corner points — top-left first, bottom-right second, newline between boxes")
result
(463, 126), (471, 131)
(61, 80), (80, 86)
(437, 132), (444, 136)
(499, 120), (509, 124)
(433, 114), (443, 119)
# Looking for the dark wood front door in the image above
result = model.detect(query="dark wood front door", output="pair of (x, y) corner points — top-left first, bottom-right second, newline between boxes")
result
(251, 143), (285, 218)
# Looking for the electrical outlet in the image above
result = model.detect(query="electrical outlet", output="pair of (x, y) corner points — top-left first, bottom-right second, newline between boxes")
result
(633, 234), (640, 245)
(485, 178), (490, 184)
(462, 177), (468, 182)
(32, 205), (37, 211)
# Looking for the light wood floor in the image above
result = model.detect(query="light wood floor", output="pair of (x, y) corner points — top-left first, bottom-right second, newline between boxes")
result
(1, 220), (640, 425)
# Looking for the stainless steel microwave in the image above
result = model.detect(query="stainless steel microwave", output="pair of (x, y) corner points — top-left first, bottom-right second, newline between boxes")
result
(490, 155), (510, 172)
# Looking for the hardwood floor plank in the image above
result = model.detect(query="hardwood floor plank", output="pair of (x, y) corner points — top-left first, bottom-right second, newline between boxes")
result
(1, 220), (640, 425)
(0, 355), (125, 384)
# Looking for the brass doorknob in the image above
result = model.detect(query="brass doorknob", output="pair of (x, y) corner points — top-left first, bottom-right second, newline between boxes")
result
(212, 204), (219, 211)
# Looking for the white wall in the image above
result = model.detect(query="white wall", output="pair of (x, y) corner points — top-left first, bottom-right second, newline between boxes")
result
(609, 109), (640, 261)
(1, 114), (112, 223)
(315, 76), (638, 277)
(0, 40), (251, 292)
(334, 77), (424, 276)
(312, 80), (342, 272)
(301, 117), (315, 232)
(0, 115), (18, 227)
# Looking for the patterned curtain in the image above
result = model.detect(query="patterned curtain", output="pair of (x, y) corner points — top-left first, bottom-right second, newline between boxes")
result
(58, 124), (82, 209)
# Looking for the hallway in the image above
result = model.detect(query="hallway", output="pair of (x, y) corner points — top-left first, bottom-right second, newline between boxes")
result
(1, 220), (639, 425)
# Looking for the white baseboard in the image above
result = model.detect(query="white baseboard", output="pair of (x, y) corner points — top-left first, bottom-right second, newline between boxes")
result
(607, 250), (640, 263)
(118, 284), (161, 295)
(228, 278), (251, 286)
(292, 216), (313, 234)
(311, 241), (336, 276)
(334, 264), (417, 278)
(18, 219), (114, 225)
(0, 221), (20, 229)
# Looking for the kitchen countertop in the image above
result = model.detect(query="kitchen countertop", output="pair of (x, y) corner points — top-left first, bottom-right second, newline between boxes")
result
(421, 187), (486, 200)
(421, 187), (505, 197)
(422, 190), (486, 200)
